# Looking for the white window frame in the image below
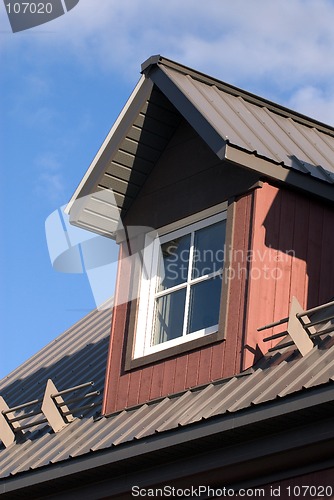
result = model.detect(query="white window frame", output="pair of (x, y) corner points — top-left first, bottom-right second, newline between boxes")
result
(133, 210), (227, 359)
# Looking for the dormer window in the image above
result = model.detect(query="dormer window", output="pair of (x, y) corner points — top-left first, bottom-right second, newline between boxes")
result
(133, 211), (227, 360)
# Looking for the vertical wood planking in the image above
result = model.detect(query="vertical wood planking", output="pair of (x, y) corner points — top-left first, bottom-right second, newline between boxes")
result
(243, 184), (334, 370)
(149, 362), (165, 400)
(126, 370), (142, 408)
(138, 365), (154, 403)
(210, 342), (226, 381)
(222, 193), (253, 377)
(318, 208), (334, 304)
(234, 192), (253, 373)
(306, 203), (324, 308)
(289, 195), (309, 308)
(197, 346), (213, 386)
(161, 358), (176, 396)
(270, 189), (296, 349)
(102, 243), (131, 414)
(243, 184), (281, 368)
(104, 181), (334, 414)
(173, 355), (189, 393)
(185, 350), (200, 388)
(114, 371), (131, 411)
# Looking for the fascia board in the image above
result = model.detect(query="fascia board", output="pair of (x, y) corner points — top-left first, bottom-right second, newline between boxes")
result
(65, 75), (153, 216)
(149, 64), (334, 201)
(225, 144), (334, 204)
(1, 383), (334, 495)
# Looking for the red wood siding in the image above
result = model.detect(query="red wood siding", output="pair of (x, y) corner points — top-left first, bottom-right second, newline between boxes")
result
(103, 192), (254, 414)
(103, 178), (334, 414)
(244, 182), (334, 369)
(102, 120), (260, 414)
(220, 192), (254, 379)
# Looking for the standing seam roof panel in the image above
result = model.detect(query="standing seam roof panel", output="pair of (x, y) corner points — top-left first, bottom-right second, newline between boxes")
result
(162, 65), (334, 177)
(223, 95), (285, 162)
(279, 344), (334, 397)
(0, 340), (334, 477)
(227, 362), (290, 413)
(177, 383), (223, 426)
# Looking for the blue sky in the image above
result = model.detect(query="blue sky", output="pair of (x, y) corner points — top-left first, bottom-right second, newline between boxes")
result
(1, 0), (334, 379)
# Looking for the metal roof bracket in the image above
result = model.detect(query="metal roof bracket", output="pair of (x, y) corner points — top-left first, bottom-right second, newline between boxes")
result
(287, 297), (314, 356)
(41, 379), (75, 434)
(0, 396), (17, 448)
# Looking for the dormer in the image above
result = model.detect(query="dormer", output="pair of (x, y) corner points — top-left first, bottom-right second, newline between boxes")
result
(66, 56), (334, 414)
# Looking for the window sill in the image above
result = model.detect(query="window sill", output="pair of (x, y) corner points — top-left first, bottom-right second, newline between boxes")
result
(125, 329), (224, 371)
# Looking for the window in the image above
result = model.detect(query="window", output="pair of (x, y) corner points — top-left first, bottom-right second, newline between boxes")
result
(134, 212), (227, 359)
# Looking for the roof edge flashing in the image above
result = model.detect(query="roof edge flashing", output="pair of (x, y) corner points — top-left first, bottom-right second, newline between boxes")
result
(141, 54), (162, 73)
(65, 74), (151, 216)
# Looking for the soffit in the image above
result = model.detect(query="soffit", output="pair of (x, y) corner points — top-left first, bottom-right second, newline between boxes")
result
(67, 80), (181, 238)
(67, 56), (334, 237)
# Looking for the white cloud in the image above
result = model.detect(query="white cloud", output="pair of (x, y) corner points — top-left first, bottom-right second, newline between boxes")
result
(4, 0), (334, 122)
(287, 86), (334, 125)
(50, 1), (334, 73)
(34, 153), (65, 201)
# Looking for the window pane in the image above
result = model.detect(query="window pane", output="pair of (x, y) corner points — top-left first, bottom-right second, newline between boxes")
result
(153, 289), (186, 344)
(157, 234), (191, 291)
(192, 221), (226, 279)
(187, 277), (222, 334)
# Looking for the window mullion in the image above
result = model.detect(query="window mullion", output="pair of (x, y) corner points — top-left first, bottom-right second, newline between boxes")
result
(155, 281), (188, 298)
(146, 237), (162, 353)
(189, 268), (223, 286)
(182, 231), (195, 337)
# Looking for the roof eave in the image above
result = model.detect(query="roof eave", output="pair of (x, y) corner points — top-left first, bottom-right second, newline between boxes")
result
(65, 74), (153, 216)
(65, 55), (334, 237)
(1, 382), (334, 497)
(225, 145), (334, 204)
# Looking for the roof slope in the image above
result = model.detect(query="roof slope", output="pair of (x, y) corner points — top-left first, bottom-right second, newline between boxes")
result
(0, 303), (112, 434)
(158, 62), (334, 179)
(1, 320), (334, 486)
(66, 55), (334, 237)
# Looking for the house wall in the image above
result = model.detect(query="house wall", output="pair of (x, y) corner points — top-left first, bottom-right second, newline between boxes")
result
(102, 121), (259, 415)
(243, 182), (334, 368)
(103, 191), (254, 414)
(103, 121), (334, 414)
(122, 120), (260, 229)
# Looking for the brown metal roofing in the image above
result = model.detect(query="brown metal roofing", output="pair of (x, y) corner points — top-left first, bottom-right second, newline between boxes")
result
(154, 60), (334, 182)
(66, 56), (334, 236)
(1, 311), (334, 480)
(0, 301), (112, 423)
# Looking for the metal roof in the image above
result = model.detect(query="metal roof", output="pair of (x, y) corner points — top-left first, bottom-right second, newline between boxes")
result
(159, 64), (334, 180)
(1, 309), (334, 482)
(66, 55), (334, 236)
(0, 301), (112, 422)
